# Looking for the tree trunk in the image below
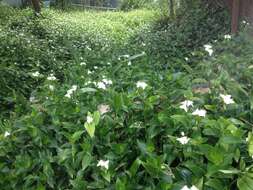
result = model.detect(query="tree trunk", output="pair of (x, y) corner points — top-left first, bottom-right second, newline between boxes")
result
(231, 0), (240, 33)
(169, 0), (175, 17)
(31, 0), (41, 14)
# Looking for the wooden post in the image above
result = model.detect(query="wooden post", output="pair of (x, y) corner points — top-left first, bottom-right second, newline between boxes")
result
(31, 0), (41, 14)
(231, 0), (240, 34)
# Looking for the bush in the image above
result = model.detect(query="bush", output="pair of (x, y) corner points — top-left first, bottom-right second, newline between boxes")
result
(1, 30), (253, 189)
(1, 4), (253, 190)
(135, 0), (230, 68)
(0, 6), (155, 118)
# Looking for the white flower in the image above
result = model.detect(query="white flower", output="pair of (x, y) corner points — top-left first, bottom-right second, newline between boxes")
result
(71, 85), (77, 91)
(179, 100), (193, 112)
(87, 70), (93, 74)
(220, 94), (235, 105)
(85, 80), (92, 85)
(29, 96), (36, 102)
(65, 85), (78, 98)
(190, 186), (199, 190)
(65, 93), (71, 98)
(94, 66), (98, 69)
(97, 160), (109, 170)
(102, 79), (113, 85)
(192, 109), (207, 117)
(181, 185), (199, 190)
(96, 82), (106, 90)
(49, 85), (54, 91)
(181, 186), (190, 190)
(185, 57), (189, 61)
(4, 131), (10, 137)
(242, 20), (249, 25)
(86, 115), (93, 124)
(80, 62), (86, 66)
(136, 81), (148, 89)
(32, 71), (40, 77)
(204, 44), (214, 56)
(47, 74), (57, 81)
(128, 61), (132, 66)
(98, 104), (110, 115)
(122, 55), (130, 58)
(224, 34), (231, 39)
(177, 136), (190, 145)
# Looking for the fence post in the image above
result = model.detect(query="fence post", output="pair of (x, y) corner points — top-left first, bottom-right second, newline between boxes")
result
(231, 0), (240, 34)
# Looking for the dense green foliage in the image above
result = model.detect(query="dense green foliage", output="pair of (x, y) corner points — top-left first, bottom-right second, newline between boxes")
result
(0, 5), (155, 118)
(1, 3), (253, 190)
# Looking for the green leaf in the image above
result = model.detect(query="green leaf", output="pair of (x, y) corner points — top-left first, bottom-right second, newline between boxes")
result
(219, 168), (241, 174)
(82, 153), (92, 170)
(71, 130), (84, 143)
(206, 147), (224, 165)
(84, 123), (95, 138)
(129, 158), (142, 177)
(101, 171), (111, 182)
(113, 92), (124, 113)
(205, 179), (224, 190)
(93, 111), (100, 125)
(220, 136), (242, 145)
(248, 133), (253, 157)
(237, 172), (253, 190)
(84, 111), (100, 138)
(116, 178), (126, 190)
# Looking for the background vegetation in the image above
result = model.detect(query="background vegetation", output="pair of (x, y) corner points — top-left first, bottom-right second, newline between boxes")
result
(1, 1), (253, 189)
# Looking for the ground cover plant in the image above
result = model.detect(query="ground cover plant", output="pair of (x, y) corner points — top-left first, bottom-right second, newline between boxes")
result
(1, 2), (253, 190)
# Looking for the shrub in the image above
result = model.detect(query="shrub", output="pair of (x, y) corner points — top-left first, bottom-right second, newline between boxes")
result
(1, 4), (253, 190)
(135, 0), (230, 68)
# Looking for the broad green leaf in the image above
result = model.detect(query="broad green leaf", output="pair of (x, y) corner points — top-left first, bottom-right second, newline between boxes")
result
(116, 178), (126, 190)
(219, 168), (241, 174)
(129, 158), (142, 177)
(82, 153), (92, 170)
(247, 132), (253, 157)
(93, 111), (100, 125)
(205, 179), (224, 190)
(101, 171), (111, 182)
(113, 92), (124, 113)
(237, 172), (253, 190)
(84, 111), (100, 138)
(220, 136), (242, 145)
(84, 123), (95, 138)
(71, 130), (84, 143)
(206, 147), (224, 165)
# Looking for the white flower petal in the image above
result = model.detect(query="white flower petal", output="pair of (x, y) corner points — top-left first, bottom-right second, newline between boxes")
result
(86, 115), (93, 124)
(220, 94), (235, 105)
(192, 109), (206, 117)
(98, 104), (110, 115)
(4, 131), (10, 137)
(136, 81), (148, 89)
(179, 100), (193, 112)
(224, 34), (231, 39)
(181, 185), (191, 190)
(176, 136), (190, 145)
(190, 186), (199, 190)
(32, 71), (40, 77)
(97, 160), (109, 170)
